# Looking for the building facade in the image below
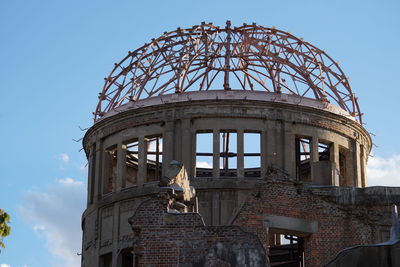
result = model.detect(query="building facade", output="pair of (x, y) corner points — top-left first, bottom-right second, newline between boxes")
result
(81, 22), (400, 266)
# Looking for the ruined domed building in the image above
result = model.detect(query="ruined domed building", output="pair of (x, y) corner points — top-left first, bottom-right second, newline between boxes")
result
(81, 22), (400, 266)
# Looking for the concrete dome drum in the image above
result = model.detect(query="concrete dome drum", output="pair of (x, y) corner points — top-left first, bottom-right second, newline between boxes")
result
(80, 22), (394, 267)
(94, 21), (361, 123)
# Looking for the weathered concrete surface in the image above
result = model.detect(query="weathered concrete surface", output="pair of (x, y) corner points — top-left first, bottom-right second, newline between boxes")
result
(309, 185), (400, 205)
(83, 97), (372, 186)
(325, 240), (400, 267)
(81, 94), (378, 266)
(263, 214), (318, 234)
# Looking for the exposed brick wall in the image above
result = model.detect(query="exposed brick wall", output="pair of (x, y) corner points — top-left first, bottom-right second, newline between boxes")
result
(121, 178), (399, 266)
(232, 178), (397, 266)
(129, 196), (266, 266)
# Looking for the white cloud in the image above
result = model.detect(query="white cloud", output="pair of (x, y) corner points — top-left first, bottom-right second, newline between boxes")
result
(59, 153), (70, 164)
(58, 178), (83, 185)
(196, 161), (212, 168)
(367, 154), (400, 186)
(1, 262), (30, 267)
(33, 224), (45, 232)
(20, 178), (86, 267)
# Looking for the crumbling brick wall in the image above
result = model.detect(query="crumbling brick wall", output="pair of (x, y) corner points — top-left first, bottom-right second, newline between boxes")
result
(129, 196), (266, 266)
(232, 178), (399, 266)
(126, 177), (400, 266)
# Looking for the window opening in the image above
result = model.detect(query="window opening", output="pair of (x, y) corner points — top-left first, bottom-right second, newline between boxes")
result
(220, 131), (237, 177)
(124, 139), (139, 187)
(118, 248), (135, 267)
(318, 141), (331, 161)
(146, 135), (163, 182)
(195, 132), (213, 177)
(99, 252), (112, 267)
(269, 233), (305, 267)
(244, 132), (261, 177)
(104, 145), (117, 194)
(295, 137), (311, 181)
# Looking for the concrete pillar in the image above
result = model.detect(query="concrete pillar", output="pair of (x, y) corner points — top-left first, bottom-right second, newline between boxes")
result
(237, 129), (244, 178)
(332, 142), (340, 186)
(116, 142), (126, 191)
(275, 120), (284, 169)
(87, 143), (95, 204)
(93, 141), (103, 203)
(93, 140), (103, 267)
(283, 122), (295, 178)
(163, 122), (174, 177)
(111, 203), (119, 267)
(93, 209), (101, 267)
(181, 119), (192, 177)
(190, 129), (196, 178)
(266, 122), (276, 168)
(360, 144), (366, 187)
(354, 141), (362, 187)
(349, 140), (358, 187)
(261, 129), (267, 178)
(173, 119), (182, 161)
(212, 192), (220, 225)
(99, 144), (110, 199)
(310, 136), (319, 183)
(213, 129), (220, 179)
(138, 136), (146, 185)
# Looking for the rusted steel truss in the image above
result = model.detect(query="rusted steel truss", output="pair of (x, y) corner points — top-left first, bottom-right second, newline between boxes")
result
(95, 21), (361, 123)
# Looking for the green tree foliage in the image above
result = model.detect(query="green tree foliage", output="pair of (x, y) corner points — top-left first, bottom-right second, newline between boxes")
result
(0, 209), (11, 251)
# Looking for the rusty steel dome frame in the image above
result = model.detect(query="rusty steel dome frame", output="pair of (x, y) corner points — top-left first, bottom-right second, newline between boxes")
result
(94, 21), (361, 123)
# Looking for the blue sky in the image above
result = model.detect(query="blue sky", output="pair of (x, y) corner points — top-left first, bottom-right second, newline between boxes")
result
(1, 0), (400, 266)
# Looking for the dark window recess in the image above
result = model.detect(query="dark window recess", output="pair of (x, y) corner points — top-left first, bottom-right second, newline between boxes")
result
(220, 131), (237, 177)
(104, 146), (117, 193)
(146, 135), (162, 182)
(295, 137), (311, 181)
(244, 132), (261, 177)
(269, 234), (305, 267)
(99, 252), (112, 267)
(124, 139), (139, 187)
(318, 142), (331, 161)
(118, 248), (134, 267)
(195, 132), (213, 177)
